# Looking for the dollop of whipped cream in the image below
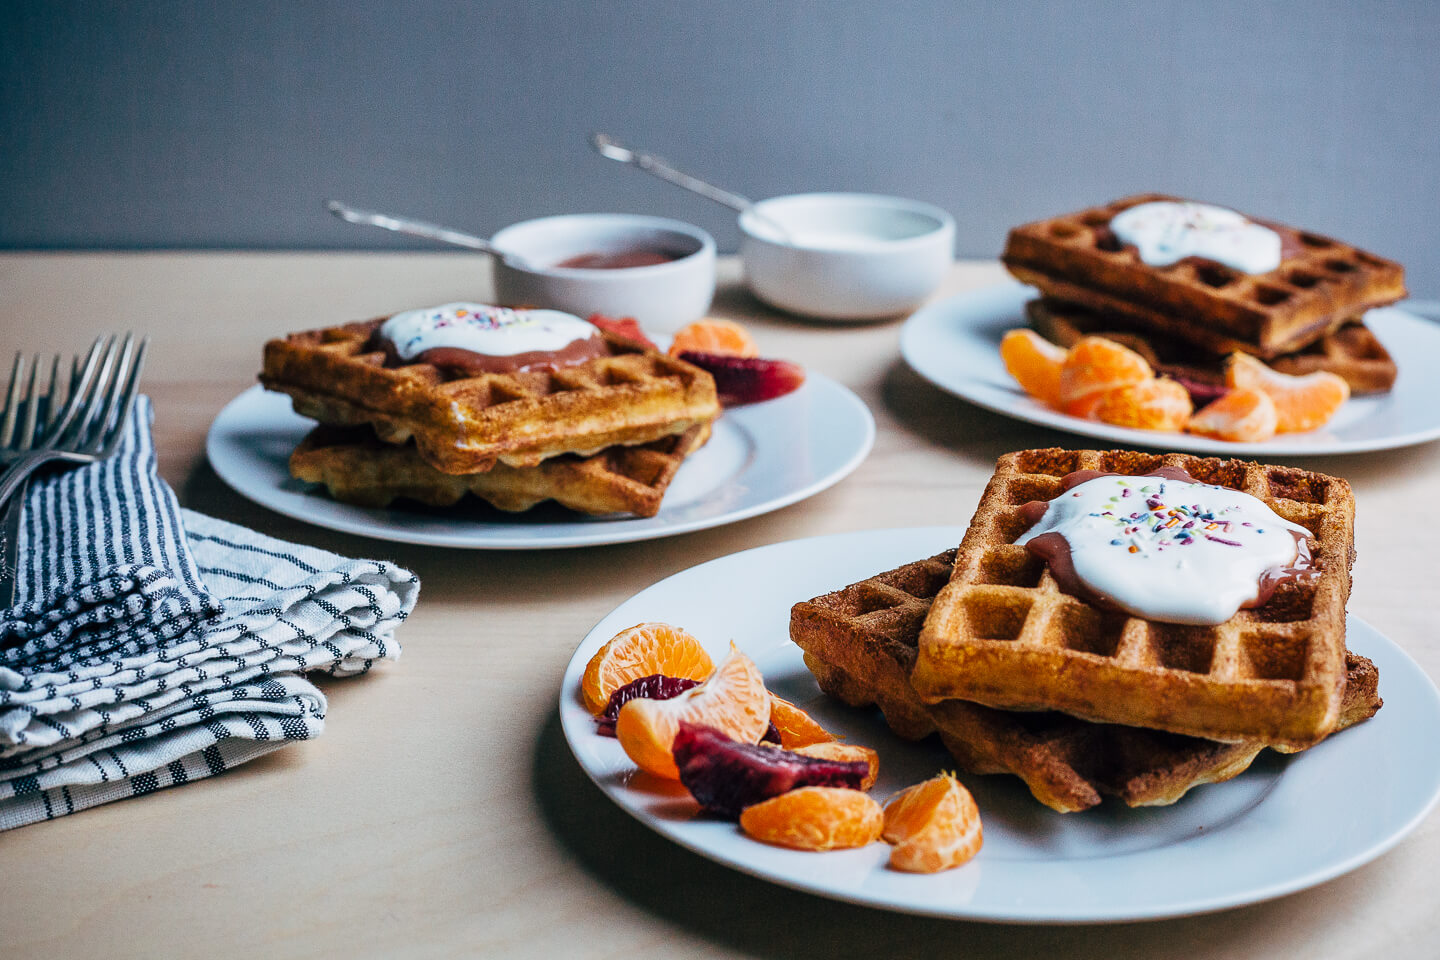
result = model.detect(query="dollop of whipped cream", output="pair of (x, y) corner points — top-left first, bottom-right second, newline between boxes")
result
(379, 302), (597, 361)
(1109, 201), (1282, 274)
(1016, 473), (1312, 625)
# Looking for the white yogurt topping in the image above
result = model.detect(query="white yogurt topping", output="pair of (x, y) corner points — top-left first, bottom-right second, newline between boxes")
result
(1109, 201), (1282, 274)
(379, 302), (598, 360)
(1015, 474), (1311, 625)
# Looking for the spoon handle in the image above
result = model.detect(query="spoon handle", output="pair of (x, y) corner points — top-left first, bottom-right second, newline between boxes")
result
(590, 134), (754, 212)
(325, 200), (505, 256)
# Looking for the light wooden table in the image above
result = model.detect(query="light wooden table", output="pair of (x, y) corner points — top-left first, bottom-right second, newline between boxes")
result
(2, 253), (1437, 960)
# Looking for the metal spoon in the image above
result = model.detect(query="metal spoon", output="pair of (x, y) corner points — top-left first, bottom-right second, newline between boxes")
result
(589, 134), (791, 240)
(324, 200), (536, 268)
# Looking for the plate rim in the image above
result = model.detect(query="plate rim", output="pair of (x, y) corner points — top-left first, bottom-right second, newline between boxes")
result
(899, 282), (1440, 457)
(204, 378), (875, 549)
(558, 525), (1440, 923)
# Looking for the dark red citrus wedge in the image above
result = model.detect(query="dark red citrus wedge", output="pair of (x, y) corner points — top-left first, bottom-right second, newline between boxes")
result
(594, 674), (700, 736)
(672, 721), (869, 819)
(676, 351), (805, 406)
(588, 313), (659, 351)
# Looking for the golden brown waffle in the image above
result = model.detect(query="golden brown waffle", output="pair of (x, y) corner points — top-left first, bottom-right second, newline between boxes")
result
(289, 422), (710, 517)
(261, 318), (720, 475)
(1026, 298), (1398, 396)
(1002, 195), (1407, 359)
(792, 551), (1381, 812)
(913, 449), (1355, 748)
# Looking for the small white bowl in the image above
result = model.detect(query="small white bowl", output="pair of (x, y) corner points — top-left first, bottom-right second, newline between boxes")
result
(738, 193), (955, 320)
(491, 214), (715, 332)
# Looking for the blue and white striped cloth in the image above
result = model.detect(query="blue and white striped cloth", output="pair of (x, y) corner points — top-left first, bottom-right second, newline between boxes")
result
(0, 397), (418, 830)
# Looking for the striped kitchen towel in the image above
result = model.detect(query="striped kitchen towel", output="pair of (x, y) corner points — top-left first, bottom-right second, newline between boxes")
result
(0, 397), (418, 829)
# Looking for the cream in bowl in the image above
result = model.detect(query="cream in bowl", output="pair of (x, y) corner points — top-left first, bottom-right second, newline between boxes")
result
(738, 193), (955, 320)
(491, 214), (716, 332)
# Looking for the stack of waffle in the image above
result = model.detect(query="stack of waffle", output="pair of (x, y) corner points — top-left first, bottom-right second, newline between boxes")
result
(1002, 195), (1405, 398)
(260, 318), (720, 517)
(792, 449), (1382, 812)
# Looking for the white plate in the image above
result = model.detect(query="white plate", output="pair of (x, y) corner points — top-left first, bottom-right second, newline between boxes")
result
(900, 284), (1440, 456)
(560, 527), (1440, 923)
(205, 377), (873, 549)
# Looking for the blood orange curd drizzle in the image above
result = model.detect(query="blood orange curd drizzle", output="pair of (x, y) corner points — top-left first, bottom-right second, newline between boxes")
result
(1015, 468), (1315, 625)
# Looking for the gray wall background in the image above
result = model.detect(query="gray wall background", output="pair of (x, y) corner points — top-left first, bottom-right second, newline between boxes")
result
(4, 0), (1439, 292)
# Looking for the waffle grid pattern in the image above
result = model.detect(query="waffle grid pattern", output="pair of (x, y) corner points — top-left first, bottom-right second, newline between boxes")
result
(289, 423), (708, 516)
(1002, 194), (1407, 358)
(261, 318), (720, 474)
(793, 551), (1379, 812)
(913, 449), (1355, 747)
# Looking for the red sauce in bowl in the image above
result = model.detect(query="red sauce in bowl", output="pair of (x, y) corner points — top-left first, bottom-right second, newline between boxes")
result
(553, 249), (683, 269)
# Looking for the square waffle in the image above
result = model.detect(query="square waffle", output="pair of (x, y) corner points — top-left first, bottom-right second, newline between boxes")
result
(261, 318), (720, 475)
(792, 551), (1381, 812)
(1026, 298), (1398, 396)
(1002, 195), (1406, 359)
(289, 422), (709, 517)
(912, 449), (1356, 748)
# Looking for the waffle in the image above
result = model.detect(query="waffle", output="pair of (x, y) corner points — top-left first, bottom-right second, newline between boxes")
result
(912, 449), (1355, 748)
(792, 551), (1381, 812)
(289, 422), (709, 517)
(1002, 195), (1407, 359)
(1026, 298), (1398, 396)
(261, 318), (720, 475)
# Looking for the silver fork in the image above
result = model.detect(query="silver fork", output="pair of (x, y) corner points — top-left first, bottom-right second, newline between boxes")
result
(0, 334), (148, 607)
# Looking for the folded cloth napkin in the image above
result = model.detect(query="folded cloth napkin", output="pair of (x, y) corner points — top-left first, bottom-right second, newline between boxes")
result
(0, 397), (418, 830)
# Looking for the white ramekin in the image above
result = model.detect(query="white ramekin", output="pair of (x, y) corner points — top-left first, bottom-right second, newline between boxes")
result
(491, 214), (716, 332)
(738, 193), (955, 320)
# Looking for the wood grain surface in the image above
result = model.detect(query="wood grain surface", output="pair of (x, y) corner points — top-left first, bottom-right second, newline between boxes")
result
(1, 252), (1436, 960)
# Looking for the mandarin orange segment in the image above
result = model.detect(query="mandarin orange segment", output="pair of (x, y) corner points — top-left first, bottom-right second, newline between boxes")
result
(882, 773), (983, 873)
(668, 319), (759, 358)
(1186, 387), (1279, 442)
(1000, 329), (1067, 408)
(614, 643), (770, 779)
(768, 695), (836, 749)
(738, 786), (884, 851)
(795, 742), (879, 790)
(580, 622), (714, 715)
(1092, 377), (1193, 432)
(1058, 336), (1154, 417)
(1226, 352), (1350, 433)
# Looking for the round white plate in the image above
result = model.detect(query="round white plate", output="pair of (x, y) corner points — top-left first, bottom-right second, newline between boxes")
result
(560, 527), (1440, 923)
(900, 284), (1440, 456)
(205, 377), (873, 549)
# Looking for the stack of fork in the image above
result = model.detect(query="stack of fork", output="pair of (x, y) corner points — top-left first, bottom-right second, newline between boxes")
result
(0, 334), (147, 608)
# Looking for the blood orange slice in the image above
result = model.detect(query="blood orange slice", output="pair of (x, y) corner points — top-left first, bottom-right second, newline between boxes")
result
(614, 643), (770, 779)
(580, 622), (713, 716)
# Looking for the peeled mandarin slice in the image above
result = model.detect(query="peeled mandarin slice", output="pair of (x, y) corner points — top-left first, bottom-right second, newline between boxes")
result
(1186, 387), (1279, 442)
(668, 318), (759, 358)
(794, 742), (879, 790)
(1225, 352), (1350, 433)
(768, 695), (836, 749)
(1000, 329), (1067, 408)
(614, 643), (770, 779)
(1058, 336), (1154, 417)
(882, 773), (983, 873)
(739, 786), (884, 851)
(1092, 377), (1193, 431)
(580, 622), (714, 716)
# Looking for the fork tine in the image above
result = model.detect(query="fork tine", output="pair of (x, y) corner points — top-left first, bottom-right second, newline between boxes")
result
(15, 354), (42, 451)
(45, 354), (63, 429)
(69, 335), (119, 448)
(99, 336), (148, 456)
(89, 334), (136, 450)
(47, 337), (108, 448)
(0, 353), (24, 449)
